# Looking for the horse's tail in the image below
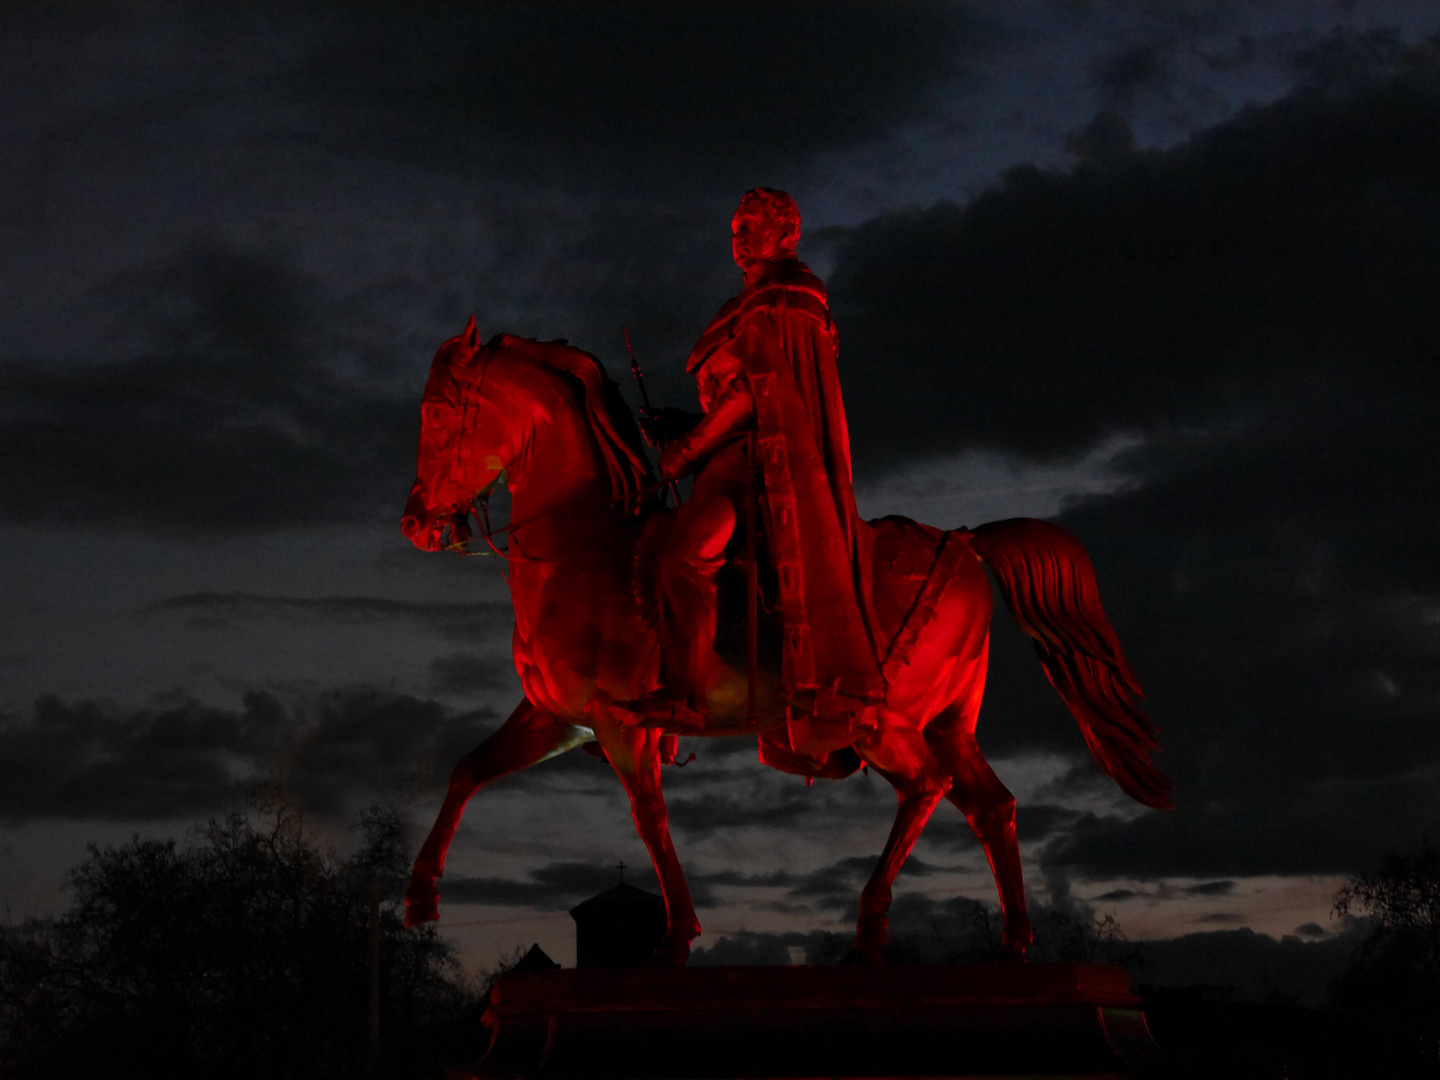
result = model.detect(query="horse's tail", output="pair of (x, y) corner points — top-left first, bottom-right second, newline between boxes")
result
(968, 518), (1174, 811)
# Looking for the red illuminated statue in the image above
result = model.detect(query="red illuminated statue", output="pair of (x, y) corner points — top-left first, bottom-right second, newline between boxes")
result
(400, 192), (1172, 965)
(638, 188), (882, 726)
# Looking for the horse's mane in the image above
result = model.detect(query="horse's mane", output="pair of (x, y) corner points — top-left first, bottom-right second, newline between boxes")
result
(494, 334), (655, 508)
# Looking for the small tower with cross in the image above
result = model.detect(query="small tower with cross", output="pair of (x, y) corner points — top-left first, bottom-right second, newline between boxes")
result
(568, 863), (667, 968)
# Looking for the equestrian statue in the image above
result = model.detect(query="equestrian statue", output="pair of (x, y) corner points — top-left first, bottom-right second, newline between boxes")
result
(399, 189), (1172, 965)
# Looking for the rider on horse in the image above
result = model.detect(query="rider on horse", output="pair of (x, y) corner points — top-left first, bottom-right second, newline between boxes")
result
(637, 188), (886, 730)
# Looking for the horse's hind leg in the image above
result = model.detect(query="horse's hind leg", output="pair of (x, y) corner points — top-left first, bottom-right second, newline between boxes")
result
(927, 705), (1033, 958)
(853, 721), (951, 962)
(589, 709), (701, 965)
(406, 699), (588, 927)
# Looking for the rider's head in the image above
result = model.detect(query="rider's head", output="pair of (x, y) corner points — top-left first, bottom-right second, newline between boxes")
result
(732, 188), (801, 278)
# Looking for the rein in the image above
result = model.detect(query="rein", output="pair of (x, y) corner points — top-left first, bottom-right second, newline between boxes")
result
(443, 488), (655, 577)
(435, 340), (661, 573)
(477, 493), (512, 560)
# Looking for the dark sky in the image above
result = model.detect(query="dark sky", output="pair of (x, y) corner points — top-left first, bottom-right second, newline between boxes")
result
(3, 1), (1439, 974)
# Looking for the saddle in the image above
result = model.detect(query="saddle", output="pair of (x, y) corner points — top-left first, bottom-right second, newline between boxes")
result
(633, 509), (977, 781)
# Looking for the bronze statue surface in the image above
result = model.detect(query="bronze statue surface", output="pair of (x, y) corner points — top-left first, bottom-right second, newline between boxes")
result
(399, 190), (1171, 966)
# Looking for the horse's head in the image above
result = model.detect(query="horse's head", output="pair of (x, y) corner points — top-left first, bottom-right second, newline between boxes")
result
(401, 316), (514, 552)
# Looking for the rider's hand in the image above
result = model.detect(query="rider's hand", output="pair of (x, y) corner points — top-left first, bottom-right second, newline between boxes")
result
(659, 441), (695, 483)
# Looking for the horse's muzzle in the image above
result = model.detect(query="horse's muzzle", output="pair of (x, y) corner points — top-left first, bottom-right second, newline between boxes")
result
(402, 484), (445, 552)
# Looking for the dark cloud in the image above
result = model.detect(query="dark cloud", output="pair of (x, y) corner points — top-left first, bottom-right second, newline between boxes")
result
(428, 652), (518, 695)
(0, 241), (418, 532)
(1096, 888), (1137, 902)
(1091, 43), (1169, 109)
(1024, 383), (1440, 881)
(1295, 922), (1327, 939)
(1291, 26), (1410, 93)
(828, 53), (1440, 467)
(1039, 760), (1440, 880)
(147, 592), (513, 642)
(1016, 804), (1084, 843)
(1087, 880), (1235, 904)
(665, 791), (818, 839)
(674, 855), (968, 918)
(689, 932), (798, 966)
(1187, 880), (1236, 898)
(816, 56), (1440, 892)
(440, 860), (662, 911)
(0, 688), (500, 822)
(696, 894), (1143, 967)
(690, 907), (1369, 1006)
(289, 3), (974, 185)
(690, 867), (805, 890)
(1064, 109), (1136, 165)
(762, 854), (956, 913)
(910, 815), (980, 852)
(690, 929), (852, 967)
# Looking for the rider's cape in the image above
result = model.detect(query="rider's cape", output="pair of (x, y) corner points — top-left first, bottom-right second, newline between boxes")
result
(686, 256), (886, 716)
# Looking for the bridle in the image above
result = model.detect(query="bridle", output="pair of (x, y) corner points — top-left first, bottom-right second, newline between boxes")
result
(431, 339), (664, 575)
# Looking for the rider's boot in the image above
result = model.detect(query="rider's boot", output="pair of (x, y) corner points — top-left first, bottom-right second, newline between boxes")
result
(619, 551), (721, 728)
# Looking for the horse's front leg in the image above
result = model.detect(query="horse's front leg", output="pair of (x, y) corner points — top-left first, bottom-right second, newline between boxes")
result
(590, 709), (701, 965)
(407, 699), (589, 927)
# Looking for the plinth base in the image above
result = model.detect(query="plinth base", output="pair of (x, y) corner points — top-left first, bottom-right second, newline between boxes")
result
(477, 963), (1166, 1079)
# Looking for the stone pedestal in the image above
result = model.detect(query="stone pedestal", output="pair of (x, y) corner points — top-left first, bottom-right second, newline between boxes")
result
(475, 962), (1168, 1078)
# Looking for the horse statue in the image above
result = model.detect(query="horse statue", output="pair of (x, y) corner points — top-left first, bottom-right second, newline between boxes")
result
(400, 318), (1172, 964)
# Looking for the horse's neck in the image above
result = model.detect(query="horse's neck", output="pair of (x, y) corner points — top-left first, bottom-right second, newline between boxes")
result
(504, 397), (628, 561)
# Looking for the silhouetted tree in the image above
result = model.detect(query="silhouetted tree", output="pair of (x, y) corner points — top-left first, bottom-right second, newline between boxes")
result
(0, 799), (483, 1080)
(1330, 842), (1440, 1077)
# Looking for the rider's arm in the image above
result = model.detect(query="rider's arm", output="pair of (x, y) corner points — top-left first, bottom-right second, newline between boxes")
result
(659, 356), (755, 481)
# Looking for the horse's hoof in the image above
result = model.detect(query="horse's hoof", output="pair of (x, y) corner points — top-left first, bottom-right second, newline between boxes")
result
(405, 879), (440, 927)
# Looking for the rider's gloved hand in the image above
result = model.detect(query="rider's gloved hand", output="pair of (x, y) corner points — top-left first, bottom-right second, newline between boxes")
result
(659, 440), (698, 483)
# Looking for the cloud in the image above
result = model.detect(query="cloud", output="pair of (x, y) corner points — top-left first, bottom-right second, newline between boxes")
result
(1187, 880), (1236, 898)
(724, 854), (961, 913)
(1091, 43), (1169, 109)
(664, 792), (818, 839)
(1096, 888), (1137, 902)
(0, 241), (418, 533)
(829, 58), (1440, 892)
(146, 592), (513, 642)
(691, 929), (852, 967)
(0, 688), (502, 823)
(1019, 382), (1440, 882)
(440, 860), (663, 911)
(428, 652), (519, 695)
(1064, 109), (1136, 165)
(826, 52), (1440, 468)
(1290, 26), (1410, 93)
(287, 4), (974, 185)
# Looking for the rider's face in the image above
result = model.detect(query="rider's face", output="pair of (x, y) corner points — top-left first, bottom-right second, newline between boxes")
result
(731, 214), (787, 272)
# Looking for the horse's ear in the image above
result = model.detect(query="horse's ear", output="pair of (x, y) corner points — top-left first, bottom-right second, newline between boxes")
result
(463, 315), (479, 350)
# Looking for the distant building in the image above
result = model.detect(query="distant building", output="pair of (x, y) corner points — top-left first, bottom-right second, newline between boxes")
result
(569, 881), (666, 968)
(511, 943), (560, 974)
